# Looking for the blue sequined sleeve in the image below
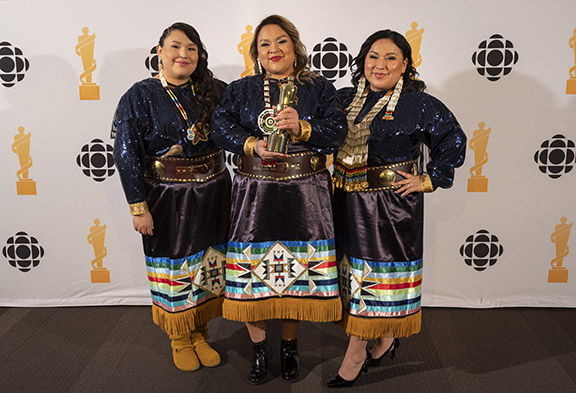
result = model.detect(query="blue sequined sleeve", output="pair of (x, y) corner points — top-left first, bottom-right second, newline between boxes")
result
(298, 77), (347, 153)
(404, 93), (466, 189)
(112, 86), (148, 205)
(210, 78), (251, 155)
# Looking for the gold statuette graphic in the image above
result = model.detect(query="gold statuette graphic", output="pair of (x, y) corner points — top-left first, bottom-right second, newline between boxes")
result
(406, 21), (424, 68)
(76, 27), (100, 100)
(238, 25), (254, 77)
(548, 217), (572, 283)
(467, 122), (491, 192)
(87, 219), (110, 283)
(12, 126), (37, 195)
(567, 28), (576, 94)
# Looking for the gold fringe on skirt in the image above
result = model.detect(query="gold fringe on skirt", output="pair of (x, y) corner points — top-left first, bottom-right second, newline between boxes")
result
(152, 297), (223, 336)
(223, 297), (342, 323)
(338, 309), (422, 340)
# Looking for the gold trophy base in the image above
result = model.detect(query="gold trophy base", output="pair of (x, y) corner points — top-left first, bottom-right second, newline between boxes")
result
(91, 268), (110, 283)
(80, 84), (100, 100)
(267, 132), (289, 155)
(467, 176), (488, 192)
(16, 179), (37, 195)
(566, 79), (576, 94)
(548, 268), (568, 283)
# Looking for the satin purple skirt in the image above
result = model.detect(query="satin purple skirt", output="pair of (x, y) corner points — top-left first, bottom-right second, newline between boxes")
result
(143, 171), (231, 259)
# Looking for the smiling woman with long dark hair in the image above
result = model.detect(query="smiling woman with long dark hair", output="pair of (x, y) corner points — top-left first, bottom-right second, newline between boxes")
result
(328, 29), (467, 387)
(112, 22), (230, 373)
(212, 14), (347, 385)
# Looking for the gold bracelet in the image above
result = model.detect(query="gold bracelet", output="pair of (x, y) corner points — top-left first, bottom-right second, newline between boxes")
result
(243, 136), (259, 157)
(130, 201), (149, 216)
(292, 120), (312, 143)
(419, 174), (434, 193)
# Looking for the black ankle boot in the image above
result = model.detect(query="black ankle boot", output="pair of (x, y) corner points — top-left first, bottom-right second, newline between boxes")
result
(280, 338), (300, 381)
(248, 339), (272, 385)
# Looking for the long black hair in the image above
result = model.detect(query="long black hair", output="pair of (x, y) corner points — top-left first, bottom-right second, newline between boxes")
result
(351, 29), (426, 93)
(158, 22), (220, 125)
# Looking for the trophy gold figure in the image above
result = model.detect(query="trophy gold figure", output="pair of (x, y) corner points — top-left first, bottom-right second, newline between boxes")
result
(467, 122), (491, 192)
(12, 126), (37, 195)
(548, 217), (572, 283)
(267, 78), (298, 154)
(238, 25), (255, 78)
(76, 27), (100, 100)
(567, 28), (576, 94)
(87, 219), (110, 283)
(406, 21), (424, 68)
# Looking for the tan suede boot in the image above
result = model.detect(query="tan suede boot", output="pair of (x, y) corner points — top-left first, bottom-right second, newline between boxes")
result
(169, 333), (200, 371)
(191, 325), (221, 367)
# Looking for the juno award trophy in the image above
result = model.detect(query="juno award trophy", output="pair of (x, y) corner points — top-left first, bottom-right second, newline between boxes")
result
(75, 27), (100, 100)
(548, 217), (572, 283)
(265, 78), (298, 154)
(87, 219), (110, 283)
(567, 28), (576, 94)
(12, 126), (37, 195)
(467, 122), (491, 192)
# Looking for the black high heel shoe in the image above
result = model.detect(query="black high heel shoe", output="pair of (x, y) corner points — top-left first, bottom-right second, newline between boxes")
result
(327, 363), (368, 388)
(365, 338), (400, 367)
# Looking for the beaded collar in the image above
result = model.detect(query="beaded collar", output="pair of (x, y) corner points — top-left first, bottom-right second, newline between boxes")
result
(333, 76), (403, 191)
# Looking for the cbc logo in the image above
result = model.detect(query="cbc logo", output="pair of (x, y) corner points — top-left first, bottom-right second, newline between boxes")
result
(76, 139), (115, 182)
(460, 229), (504, 271)
(145, 46), (160, 77)
(309, 37), (353, 82)
(472, 34), (519, 82)
(2, 232), (45, 273)
(0, 41), (30, 88)
(225, 151), (240, 170)
(534, 134), (575, 179)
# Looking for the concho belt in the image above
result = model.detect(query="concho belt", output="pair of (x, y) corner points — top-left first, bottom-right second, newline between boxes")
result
(238, 152), (327, 181)
(144, 150), (225, 182)
(364, 160), (418, 191)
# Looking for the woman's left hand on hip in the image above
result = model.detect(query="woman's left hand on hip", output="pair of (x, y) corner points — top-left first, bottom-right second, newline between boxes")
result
(394, 170), (421, 196)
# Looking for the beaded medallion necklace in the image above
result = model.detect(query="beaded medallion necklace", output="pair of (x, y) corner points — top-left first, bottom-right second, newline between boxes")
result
(257, 76), (278, 135)
(159, 71), (207, 145)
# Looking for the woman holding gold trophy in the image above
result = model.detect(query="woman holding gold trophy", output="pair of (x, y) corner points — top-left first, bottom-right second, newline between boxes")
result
(212, 15), (347, 384)
(112, 23), (230, 372)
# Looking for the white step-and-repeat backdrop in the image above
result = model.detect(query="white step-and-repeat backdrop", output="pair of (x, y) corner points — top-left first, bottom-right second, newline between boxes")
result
(1, 0), (575, 307)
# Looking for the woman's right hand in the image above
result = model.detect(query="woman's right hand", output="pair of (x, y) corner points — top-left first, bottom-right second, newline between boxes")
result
(254, 139), (288, 160)
(133, 211), (154, 236)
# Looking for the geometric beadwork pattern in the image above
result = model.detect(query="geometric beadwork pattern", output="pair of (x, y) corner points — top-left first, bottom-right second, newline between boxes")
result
(253, 241), (306, 296)
(338, 254), (360, 305)
(183, 247), (226, 297)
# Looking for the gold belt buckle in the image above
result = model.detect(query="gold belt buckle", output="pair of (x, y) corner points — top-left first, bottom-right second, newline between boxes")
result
(309, 155), (322, 171)
(378, 169), (396, 187)
(152, 160), (166, 177)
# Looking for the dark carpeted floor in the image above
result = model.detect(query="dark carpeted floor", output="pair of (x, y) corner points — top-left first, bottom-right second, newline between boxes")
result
(0, 306), (575, 393)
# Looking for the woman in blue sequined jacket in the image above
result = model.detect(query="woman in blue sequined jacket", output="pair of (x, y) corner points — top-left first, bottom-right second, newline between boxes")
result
(327, 29), (466, 388)
(112, 22), (230, 373)
(211, 14), (347, 385)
